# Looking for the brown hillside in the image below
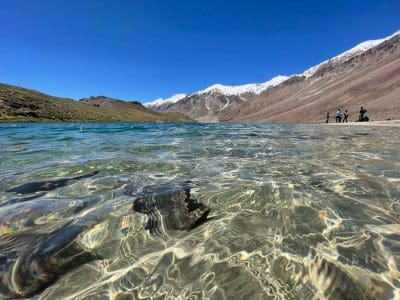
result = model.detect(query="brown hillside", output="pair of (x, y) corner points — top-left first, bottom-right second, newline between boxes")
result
(0, 83), (194, 123)
(233, 35), (400, 123)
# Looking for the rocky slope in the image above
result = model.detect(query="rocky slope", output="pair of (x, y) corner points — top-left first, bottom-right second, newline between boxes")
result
(147, 30), (400, 123)
(79, 96), (144, 110)
(233, 33), (400, 123)
(0, 84), (193, 122)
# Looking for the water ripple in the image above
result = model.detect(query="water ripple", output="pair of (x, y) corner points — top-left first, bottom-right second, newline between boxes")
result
(0, 123), (399, 299)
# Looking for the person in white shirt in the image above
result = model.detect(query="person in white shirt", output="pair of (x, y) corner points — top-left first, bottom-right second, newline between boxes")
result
(335, 109), (342, 123)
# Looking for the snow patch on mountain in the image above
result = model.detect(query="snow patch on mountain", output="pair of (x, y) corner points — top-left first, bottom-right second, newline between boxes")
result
(145, 94), (186, 107)
(144, 76), (289, 108)
(303, 30), (400, 78)
(195, 75), (289, 96)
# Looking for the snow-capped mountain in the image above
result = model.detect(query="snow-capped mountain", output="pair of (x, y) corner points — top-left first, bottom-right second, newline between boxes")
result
(145, 29), (400, 122)
(145, 93), (186, 109)
(232, 30), (400, 123)
(194, 75), (289, 96)
(302, 30), (400, 78)
(144, 76), (289, 110)
(146, 30), (399, 111)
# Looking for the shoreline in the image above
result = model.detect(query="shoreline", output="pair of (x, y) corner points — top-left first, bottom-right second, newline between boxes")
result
(1, 119), (399, 126)
(327, 120), (400, 127)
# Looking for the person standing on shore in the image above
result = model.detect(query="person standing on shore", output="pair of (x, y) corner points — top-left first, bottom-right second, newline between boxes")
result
(335, 109), (342, 123)
(343, 110), (348, 122)
(326, 112), (330, 123)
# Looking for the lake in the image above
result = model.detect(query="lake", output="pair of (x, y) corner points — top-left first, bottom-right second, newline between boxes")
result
(0, 123), (399, 299)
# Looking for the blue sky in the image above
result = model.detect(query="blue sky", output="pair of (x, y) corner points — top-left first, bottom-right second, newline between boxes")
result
(0, 0), (399, 103)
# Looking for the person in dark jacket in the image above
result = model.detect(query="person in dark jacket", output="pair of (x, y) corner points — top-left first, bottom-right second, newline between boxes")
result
(359, 107), (367, 121)
(343, 110), (349, 122)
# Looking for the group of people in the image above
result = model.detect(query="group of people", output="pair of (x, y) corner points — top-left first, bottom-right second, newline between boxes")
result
(325, 106), (368, 123)
(325, 109), (348, 123)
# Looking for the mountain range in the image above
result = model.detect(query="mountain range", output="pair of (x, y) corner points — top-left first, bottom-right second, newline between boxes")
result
(145, 30), (400, 123)
(1, 30), (399, 123)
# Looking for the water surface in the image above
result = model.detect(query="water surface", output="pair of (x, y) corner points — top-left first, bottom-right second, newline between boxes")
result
(0, 123), (399, 299)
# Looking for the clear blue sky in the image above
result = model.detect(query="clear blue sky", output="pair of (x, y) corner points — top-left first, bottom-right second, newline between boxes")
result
(0, 0), (399, 103)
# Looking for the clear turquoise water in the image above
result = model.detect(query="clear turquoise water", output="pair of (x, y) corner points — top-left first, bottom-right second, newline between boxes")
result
(0, 123), (399, 299)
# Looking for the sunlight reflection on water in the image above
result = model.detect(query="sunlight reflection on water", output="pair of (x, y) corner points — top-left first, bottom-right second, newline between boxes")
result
(0, 123), (399, 299)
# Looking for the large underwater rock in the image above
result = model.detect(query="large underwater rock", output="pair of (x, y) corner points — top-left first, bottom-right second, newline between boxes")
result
(126, 184), (211, 234)
(0, 183), (210, 298)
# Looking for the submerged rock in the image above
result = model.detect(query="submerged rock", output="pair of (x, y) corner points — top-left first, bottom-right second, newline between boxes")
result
(0, 223), (99, 298)
(0, 184), (211, 298)
(6, 171), (99, 195)
(125, 184), (211, 234)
